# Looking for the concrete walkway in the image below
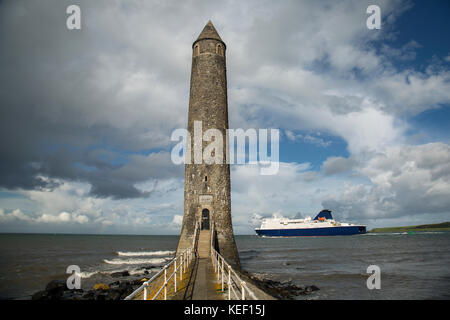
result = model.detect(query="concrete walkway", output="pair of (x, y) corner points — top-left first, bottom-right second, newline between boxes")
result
(172, 229), (224, 300)
(173, 257), (223, 300)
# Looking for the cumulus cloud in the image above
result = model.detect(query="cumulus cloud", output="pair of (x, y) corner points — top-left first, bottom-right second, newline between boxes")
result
(230, 162), (344, 233)
(285, 130), (332, 147)
(372, 69), (450, 115)
(1, 0), (449, 233)
(0, 177), (185, 233)
(36, 212), (89, 224)
(0, 209), (33, 223)
(322, 143), (450, 221)
(0, 208), (90, 225)
(1, 0), (440, 199)
(171, 215), (183, 227)
(0, 0), (188, 199)
(322, 156), (359, 175)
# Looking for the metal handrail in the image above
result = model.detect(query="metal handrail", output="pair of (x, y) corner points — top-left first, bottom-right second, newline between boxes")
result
(210, 223), (258, 300)
(124, 222), (199, 300)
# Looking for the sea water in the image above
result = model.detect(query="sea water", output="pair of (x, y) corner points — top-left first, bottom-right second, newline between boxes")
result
(0, 232), (449, 300)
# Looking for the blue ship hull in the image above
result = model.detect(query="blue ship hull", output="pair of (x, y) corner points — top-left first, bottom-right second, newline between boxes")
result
(255, 225), (366, 237)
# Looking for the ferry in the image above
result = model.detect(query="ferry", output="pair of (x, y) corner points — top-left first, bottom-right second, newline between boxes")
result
(255, 210), (366, 237)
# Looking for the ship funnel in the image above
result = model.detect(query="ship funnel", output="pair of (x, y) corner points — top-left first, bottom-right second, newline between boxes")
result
(313, 210), (333, 221)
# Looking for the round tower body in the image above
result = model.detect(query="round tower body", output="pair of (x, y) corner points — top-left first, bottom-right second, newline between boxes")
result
(176, 21), (240, 269)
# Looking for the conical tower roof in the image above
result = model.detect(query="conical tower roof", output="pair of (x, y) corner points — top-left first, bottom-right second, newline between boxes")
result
(193, 20), (225, 47)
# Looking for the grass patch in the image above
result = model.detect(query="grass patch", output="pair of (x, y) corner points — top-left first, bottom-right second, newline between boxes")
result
(369, 222), (450, 233)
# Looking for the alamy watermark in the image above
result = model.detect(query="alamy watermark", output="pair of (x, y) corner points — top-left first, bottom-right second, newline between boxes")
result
(171, 121), (280, 175)
(66, 265), (81, 290)
(66, 5), (81, 30)
(366, 5), (381, 30)
(366, 265), (381, 290)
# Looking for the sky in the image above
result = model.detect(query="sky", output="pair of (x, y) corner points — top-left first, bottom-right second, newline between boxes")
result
(0, 0), (449, 235)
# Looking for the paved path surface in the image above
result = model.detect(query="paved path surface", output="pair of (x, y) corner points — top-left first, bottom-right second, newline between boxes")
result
(173, 257), (223, 300)
(172, 230), (224, 300)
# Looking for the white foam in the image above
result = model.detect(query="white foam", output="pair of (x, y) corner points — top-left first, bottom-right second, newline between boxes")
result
(128, 268), (160, 276)
(103, 258), (169, 265)
(78, 271), (98, 278)
(116, 250), (175, 257)
(79, 267), (161, 278)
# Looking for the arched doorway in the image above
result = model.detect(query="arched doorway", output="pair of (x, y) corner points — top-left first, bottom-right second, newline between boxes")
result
(201, 209), (210, 230)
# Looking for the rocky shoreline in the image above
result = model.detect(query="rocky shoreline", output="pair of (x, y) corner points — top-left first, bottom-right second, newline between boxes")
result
(242, 271), (319, 300)
(32, 278), (146, 301)
(31, 267), (319, 300)
(31, 266), (161, 300)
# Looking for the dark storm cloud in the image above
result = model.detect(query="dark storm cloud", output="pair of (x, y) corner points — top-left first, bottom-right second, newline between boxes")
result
(0, 0), (189, 198)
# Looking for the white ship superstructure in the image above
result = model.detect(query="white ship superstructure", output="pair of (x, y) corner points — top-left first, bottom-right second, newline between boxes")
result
(255, 210), (366, 237)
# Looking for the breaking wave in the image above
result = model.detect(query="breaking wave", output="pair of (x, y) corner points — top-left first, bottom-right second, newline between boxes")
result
(103, 258), (170, 265)
(77, 267), (161, 278)
(116, 250), (175, 257)
(77, 271), (99, 278)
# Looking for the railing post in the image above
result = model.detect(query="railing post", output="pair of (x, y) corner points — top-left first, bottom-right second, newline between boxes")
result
(143, 282), (148, 300)
(214, 252), (217, 272)
(217, 256), (220, 281)
(221, 258), (224, 291)
(228, 266), (231, 300)
(174, 259), (177, 293)
(180, 253), (183, 279)
(182, 252), (184, 274)
(241, 281), (246, 300)
(164, 268), (167, 300)
(217, 255), (220, 280)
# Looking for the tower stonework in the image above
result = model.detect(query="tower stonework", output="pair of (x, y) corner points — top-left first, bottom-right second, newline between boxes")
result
(176, 21), (240, 268)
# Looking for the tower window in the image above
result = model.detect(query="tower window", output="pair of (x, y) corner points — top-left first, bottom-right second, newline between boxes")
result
(194, 44), (200, 56)
(216, 44), (223, 55)
(205, 176), (207, 182)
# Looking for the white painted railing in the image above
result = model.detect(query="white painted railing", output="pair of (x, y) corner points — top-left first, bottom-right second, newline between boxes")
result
(124, 222), (199, 300)
(210, 224), (258, 300)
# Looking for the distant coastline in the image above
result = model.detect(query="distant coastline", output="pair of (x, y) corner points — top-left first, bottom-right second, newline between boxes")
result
(369, 222), (450, 233)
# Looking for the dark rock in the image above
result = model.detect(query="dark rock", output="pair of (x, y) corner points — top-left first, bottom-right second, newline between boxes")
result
(32, 276), (148, 300)
(109, 280), (120, 287)
(106, 289), (122, 300)
(82, 290), (95, 300)
(242, 272), (319, 300)
(31, 290), (49, 300)
(111, 270), (130, 278)
(45, 280), (67, 293)
(61, 290), (84, 300)
(119, 281), (133, 292)
(94, 292), (106, 300)
(32, 280), (91, 300)
(44, 280), (68, 299)
(304, 285), (319, 293)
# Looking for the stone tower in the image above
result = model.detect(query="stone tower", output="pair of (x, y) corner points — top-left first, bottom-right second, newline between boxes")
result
(176, 21), (240, 268)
